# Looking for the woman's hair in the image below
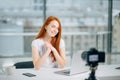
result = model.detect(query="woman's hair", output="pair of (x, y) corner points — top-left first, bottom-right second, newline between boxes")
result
(36, 16), (62, 62)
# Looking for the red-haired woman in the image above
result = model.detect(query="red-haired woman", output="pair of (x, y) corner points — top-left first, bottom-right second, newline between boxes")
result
(31, 16), (66, 70)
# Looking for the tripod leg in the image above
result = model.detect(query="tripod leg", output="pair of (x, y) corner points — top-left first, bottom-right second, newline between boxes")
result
(85, 69), (97, 80)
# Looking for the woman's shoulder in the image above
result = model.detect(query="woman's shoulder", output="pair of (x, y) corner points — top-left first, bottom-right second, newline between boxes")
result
(60, 38), (65, 48)
(32, 38), (43, 42)
(32, 38), (44, 45)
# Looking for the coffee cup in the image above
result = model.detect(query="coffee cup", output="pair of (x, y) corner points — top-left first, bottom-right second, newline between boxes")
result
(3, 65), (16, 75)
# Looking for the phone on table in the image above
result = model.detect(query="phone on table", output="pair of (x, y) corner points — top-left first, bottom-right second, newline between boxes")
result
(22, 73), (36, 77)
(115, 67), (120, 69)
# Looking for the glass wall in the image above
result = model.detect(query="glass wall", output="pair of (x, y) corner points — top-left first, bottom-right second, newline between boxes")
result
(0, 0), (44, 56)
(110, 0), (120, 64)
(112, 0), (120, 52)
(0, 0), (120, 64)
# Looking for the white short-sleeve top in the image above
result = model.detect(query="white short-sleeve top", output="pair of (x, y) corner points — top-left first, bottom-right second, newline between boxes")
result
(31, 38), (65, 68)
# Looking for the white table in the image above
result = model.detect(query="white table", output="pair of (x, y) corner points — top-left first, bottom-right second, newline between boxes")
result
(0, 64), (120, 80)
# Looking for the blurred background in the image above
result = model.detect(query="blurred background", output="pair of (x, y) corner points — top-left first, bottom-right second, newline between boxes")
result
(0, 0), (120, 67)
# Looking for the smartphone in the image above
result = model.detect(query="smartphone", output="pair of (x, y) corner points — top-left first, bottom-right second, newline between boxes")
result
(22, 73), (36, 77)
(115, 67), (120, 69)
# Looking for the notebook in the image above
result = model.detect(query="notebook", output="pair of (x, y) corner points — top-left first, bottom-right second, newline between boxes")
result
(55, 50), (89, 76)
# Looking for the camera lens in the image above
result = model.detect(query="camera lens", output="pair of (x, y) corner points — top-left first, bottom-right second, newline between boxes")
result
(81, 51), (88, 61)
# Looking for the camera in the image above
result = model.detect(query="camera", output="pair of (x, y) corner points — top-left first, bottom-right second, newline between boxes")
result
(82, 48), (105, 67)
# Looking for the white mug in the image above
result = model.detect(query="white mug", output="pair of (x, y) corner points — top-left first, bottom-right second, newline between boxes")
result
(3, 65), (16, 75)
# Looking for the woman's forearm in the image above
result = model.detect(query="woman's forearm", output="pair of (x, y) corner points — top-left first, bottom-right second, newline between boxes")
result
(34, 49), (51, 70)
(52, 48), (66, 68)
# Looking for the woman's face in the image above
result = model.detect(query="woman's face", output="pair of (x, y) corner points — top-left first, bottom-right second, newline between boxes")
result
(45, 20), (59, 37)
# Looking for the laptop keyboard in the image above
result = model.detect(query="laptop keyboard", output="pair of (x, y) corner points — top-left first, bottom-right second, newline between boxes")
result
(63, 70), (70, 74)
(62, 69), (70, 74)
(54, 68), (71, 75)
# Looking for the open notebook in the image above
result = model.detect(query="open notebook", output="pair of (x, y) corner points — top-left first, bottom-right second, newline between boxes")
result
(55, 50), (89, 76)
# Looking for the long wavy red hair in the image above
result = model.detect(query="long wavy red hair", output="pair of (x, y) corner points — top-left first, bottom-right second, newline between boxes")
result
(36, 16), (62, 62)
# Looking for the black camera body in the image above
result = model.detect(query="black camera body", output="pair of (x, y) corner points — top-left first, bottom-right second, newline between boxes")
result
(82, 48), (105, 67)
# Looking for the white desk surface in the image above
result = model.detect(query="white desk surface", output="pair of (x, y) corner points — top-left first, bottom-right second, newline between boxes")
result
(0, 64), (120, 80)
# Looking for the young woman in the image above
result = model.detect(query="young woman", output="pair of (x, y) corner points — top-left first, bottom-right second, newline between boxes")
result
(31, 16), (66, 70)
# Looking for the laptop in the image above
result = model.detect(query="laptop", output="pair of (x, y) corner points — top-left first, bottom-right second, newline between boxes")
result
(98, 76), (120, 80)
(55, 50), (89, 76)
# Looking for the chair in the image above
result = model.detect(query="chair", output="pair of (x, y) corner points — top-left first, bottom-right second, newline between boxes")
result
(14, 61), (34, 69)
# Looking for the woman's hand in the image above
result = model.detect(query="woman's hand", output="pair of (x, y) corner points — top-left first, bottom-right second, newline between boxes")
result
(44, 42), (52, 53)
(45, 41), (55, 52)
(44, 41), (66, 68)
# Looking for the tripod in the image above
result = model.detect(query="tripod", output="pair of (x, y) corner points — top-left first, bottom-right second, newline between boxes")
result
(85, 66), (97, 80)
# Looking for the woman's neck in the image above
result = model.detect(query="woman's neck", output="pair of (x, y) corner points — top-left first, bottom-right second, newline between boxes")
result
(43, 34), (51, 42)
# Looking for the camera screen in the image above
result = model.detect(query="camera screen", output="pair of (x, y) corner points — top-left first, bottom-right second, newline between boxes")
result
(89, 55), (98, 62)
